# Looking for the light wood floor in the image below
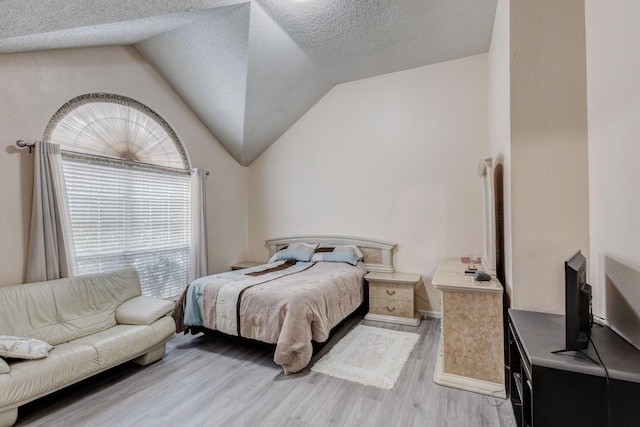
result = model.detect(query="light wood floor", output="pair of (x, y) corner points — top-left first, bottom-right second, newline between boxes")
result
(16, 315), (516, 426)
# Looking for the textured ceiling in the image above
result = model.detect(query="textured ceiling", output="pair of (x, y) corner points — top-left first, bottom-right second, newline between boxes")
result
(0, 0), (498, 166)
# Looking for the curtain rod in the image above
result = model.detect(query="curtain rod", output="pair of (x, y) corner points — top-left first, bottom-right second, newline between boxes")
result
(15, 139), (209, 175)
(16, 139), (37, 153)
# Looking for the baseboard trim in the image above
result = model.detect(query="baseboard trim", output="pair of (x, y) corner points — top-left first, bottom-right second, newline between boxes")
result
(418, 309), (441, 319)
(364, 311), (421, 326)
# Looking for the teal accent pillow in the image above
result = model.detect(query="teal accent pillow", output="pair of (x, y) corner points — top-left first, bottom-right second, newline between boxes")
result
(311, 244), (364, 266)
(274, 243), (318, 262)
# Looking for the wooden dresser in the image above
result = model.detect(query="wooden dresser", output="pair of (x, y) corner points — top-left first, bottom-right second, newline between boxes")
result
(364, 272), (421, 326)
(432, 258), (505, 398)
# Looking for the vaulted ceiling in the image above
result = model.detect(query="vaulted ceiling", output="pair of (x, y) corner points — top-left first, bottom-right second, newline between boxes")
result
(0, 0), (498, 165)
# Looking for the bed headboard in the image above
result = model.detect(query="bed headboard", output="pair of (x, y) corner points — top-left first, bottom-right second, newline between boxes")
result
(266, 235), (397, 273)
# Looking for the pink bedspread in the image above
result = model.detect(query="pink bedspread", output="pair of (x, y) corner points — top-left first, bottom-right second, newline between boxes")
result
(175, 261), (366, 374)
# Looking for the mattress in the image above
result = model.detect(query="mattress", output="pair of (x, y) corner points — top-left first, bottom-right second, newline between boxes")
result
(174, 260), (366, 373)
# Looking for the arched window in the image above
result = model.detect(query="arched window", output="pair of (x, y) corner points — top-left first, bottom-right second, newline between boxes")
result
(45, 93), (192, 298)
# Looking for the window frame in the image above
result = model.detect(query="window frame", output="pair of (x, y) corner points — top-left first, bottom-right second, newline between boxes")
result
(45, 93), (193, 298)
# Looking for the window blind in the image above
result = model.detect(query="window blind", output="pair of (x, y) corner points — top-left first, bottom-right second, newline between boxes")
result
(62, 156), (191, 299)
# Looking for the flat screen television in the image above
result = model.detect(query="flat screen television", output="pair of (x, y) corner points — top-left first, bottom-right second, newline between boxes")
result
(563, 250), (592, 351)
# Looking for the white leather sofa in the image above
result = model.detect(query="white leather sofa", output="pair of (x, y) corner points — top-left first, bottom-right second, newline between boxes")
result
(0, 268), (176, 427)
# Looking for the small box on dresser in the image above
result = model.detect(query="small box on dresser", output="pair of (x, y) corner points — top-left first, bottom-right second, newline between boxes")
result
(364, 272), (421, 326)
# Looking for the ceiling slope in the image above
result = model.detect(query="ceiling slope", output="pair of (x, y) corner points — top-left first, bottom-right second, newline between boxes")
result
(241, 2), (334, 165)
(257, 0), (497, 84)
(136, 2), (335, 165)
(136, 5), (252, 163)
(0, 0), (246, 52)
(0, 0), (498, 166)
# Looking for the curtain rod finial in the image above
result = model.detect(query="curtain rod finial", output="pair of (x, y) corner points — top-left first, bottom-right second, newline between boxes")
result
(16, 140), (35, 153)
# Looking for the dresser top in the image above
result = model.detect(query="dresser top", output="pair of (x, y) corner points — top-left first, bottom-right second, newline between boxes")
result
(364, 271), (421, 284)
(432, 258), (503, 294)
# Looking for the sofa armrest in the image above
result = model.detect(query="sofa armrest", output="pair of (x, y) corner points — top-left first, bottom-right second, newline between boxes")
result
(116, 296), (175, 325)
(0, 357), (10, 374)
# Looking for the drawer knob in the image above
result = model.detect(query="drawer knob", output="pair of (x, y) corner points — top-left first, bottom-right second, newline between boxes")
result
(386, 306), (396, 313)
(386, 290), (396, 296)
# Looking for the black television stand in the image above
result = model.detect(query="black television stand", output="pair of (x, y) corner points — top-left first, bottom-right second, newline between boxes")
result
(550, 347), (588, 355)
(550, 348), (576, 354)
(508, 309), (640, 427)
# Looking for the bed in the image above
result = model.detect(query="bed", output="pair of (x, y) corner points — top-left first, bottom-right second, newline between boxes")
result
(173, 236), (396, 374)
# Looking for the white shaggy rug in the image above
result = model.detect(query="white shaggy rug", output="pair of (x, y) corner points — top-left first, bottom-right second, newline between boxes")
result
(311, 324), (420, 390)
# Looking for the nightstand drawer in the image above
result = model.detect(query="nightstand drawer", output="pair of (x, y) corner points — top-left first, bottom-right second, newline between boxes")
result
(369, 282), (414, 301)
(369, 297), (414, 318)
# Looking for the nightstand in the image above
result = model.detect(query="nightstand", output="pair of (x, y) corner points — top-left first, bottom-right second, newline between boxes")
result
(364, 272), (421, 326)
(230, 261), (263, 271)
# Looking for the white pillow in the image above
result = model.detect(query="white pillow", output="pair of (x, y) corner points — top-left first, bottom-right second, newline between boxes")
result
(0, 357), (9, 374)
(0, 336), (53, 360)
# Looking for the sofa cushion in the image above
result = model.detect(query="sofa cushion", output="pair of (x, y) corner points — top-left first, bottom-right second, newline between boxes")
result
(0, 342), (98, 408)
(0, 268), (142, 346)
(0, 281), (59, 343)
(72, 317), (176, 367)
(116, 296), (175, 325)
(50, 268), (142, 342)
(0, 336), (52, 360)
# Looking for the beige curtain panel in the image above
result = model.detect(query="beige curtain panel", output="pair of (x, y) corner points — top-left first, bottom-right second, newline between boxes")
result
(190, 168), (208, 282)
(26, 141), (76, 282)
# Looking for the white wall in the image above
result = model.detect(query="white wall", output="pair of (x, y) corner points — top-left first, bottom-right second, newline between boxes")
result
(585, 0), (640, 316)
(508, 0), (590, 314)
(248, 54), (489, 314)
(0, 46), (249, 286)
